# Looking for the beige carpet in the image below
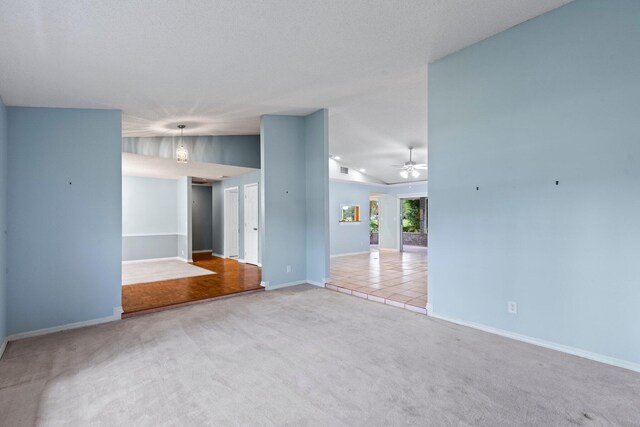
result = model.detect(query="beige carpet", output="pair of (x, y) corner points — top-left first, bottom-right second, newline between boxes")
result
(122, 259), (214, 285)
(0, 285), (639, 426)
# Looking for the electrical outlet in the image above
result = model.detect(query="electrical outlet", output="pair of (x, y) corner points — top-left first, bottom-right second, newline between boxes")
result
(286, 265), (291, 273)
(507, 301), (518, 314)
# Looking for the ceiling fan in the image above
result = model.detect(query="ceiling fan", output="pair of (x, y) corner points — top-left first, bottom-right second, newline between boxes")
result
(393, 147), (427, 179)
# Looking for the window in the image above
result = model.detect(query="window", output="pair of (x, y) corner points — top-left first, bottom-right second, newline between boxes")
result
(340, 205), (360, 223)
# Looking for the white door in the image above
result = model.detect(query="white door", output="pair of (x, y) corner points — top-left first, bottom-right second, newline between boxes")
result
(379, 193), (400, 250)
(244, 183), (259, 265)
(224, 188), (239, 258)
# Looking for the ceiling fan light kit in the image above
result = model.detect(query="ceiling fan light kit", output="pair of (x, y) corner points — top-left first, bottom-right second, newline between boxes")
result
(396, 146), (427, 179)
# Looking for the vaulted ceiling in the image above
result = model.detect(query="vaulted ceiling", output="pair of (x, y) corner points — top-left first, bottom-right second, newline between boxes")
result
(0, 0), (572, 183)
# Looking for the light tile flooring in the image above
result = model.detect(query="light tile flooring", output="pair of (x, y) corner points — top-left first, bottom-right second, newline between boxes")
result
(327, 248), (427, 313)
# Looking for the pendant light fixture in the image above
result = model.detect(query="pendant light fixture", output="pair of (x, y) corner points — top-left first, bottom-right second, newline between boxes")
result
(176, 124), (188, 164)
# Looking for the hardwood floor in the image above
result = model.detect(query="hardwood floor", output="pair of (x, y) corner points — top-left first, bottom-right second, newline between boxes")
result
(121, 253), (263, 318)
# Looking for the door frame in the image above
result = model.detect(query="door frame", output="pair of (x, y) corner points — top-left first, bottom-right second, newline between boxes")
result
(223, 186), (240, 259)
(243, 182), (260, 266)
(396, 192), (428, 252)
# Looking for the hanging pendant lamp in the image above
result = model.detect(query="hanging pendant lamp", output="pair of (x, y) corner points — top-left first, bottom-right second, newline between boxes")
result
(176, 124), (188, 164)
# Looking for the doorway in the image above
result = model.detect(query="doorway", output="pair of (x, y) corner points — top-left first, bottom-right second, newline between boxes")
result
(244, 182), (259, 265)
(399, 197), (428, 253)
(224, 186), (239, 258)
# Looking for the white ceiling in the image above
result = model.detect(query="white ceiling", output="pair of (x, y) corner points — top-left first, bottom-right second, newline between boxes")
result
(0, 0), (572, 183)
(122, 153), (256, 181)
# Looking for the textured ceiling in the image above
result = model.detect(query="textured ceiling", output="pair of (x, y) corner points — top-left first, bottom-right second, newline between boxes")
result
(0, 0), (572, 183)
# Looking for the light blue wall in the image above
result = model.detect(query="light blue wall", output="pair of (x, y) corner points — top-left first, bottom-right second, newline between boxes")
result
(177, 176), (192, 260)
(329, 181), (377, 256)
(429, 0), (640, 365)
(123, 235), (177, 261)
(261, 111), (329, 287)
(329, 180), (428, 256)
(122, 176), (179, 261)
(261, 116), (307, 286)
(123, 176), (178, 234)
(7, 107), (121, 335)
(123, 135), (260, 168)
(192, 185), (213, 251)
(0, 97), (7, 344)
(304, 109), (330, 283)
(211, 171), (261, 258)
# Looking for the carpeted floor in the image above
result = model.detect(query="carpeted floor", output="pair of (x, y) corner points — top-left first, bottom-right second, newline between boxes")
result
(1, 285), (639, 426)
(122, 259), (214, 285)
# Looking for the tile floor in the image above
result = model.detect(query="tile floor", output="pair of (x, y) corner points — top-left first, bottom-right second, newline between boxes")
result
(327, 247), (428, 313)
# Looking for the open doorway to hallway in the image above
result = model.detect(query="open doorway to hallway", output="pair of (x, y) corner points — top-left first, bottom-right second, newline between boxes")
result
(120, 133), (264, 318)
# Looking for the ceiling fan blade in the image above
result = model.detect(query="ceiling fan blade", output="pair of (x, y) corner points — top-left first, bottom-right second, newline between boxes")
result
(414, 164), (428, 169)
(390, 164), (406, 168)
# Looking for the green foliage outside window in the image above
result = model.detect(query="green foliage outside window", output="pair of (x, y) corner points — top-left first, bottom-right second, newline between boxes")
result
(402, 199), (421, 232)
(370, 200), (379, 233)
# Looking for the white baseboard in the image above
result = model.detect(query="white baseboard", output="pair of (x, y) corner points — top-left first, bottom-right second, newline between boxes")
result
(257, 263), (262, 267)
(307, 280), (326, 288)
(7, 307), (123, 342)
(0, 337), (7, 360)
(192, 249), (212, 254)
(260, 281), (268, 288)
(237, 258), (246, 264)
(212, 253), (225, 258)
(330, 251), (370, 258)
(429, 311), (640, 373)
(122, 256), (180, 265)
(265, 280), (307, 291)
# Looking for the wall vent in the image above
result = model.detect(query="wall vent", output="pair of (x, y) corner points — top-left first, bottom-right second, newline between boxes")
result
(340, 166), (349, 174)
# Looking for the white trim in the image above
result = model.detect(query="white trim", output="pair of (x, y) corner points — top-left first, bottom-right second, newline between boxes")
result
(243, 182), (260, 266)
(329, 177), (427, 188)
(122, 232), (179, 237)
(223, 186), (240, 259)
(8, 307), (123, 342)
(386, 181), (428, 188)
(338, 222), (361, 226)
(396, 192), (428, 199)
(265, 280), (307, 291)
(212, 253), (225, 258)
(426, 303), (433, 314)
(330, 251), (370, 258)
(429, 312), (640, 374)
(237, 258), (246, 264)
(122, 256), (182, 265)
(0, 337), (7, 360)
(257, 263), (262, 267)
(307, 280), (326, 288)
(192, 249), (212, 254)
(260, 281), (268, 288)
